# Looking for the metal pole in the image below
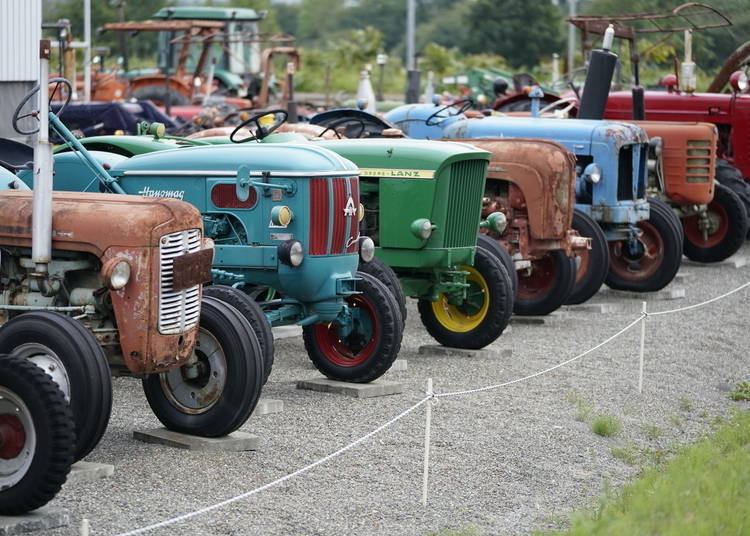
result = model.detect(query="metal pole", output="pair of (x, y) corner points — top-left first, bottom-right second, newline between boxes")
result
(32, 40), (54, 275)
(83, 0), (91, 101)
(117, 1), (129, 72)
(421, 378), (433, 507)
(406, 0), (415, 71)
(638, 301), (647, 394)
(567, 0), (577, 75)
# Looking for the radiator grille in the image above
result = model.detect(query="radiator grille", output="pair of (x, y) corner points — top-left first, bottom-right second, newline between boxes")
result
(444, 159), (487, 248)
(309, 177), (360, 255)
(158, 229), (202, 335)
(686, 140), (712, 183)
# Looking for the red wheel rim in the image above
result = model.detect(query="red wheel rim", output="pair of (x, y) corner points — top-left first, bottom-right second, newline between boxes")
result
(313, 294), (380, 367)
(573, 247), (590, 286)
(517, 253), (557, 299)
(0, 414), (26, 459)
(682, 201), (729, 248)
(608, 221), (664, 282)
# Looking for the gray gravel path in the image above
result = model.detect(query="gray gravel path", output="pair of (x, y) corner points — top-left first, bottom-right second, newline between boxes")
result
(43, 246), (750, 536)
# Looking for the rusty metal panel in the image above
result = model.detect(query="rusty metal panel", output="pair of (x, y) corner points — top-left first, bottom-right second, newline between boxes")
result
(0, 0), (41, 81)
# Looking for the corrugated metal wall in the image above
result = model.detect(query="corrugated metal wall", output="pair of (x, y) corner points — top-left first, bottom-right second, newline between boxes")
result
(0, 0), (42, 81)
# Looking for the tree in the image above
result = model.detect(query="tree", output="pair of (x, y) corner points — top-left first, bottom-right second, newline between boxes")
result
(463, 0), (565, 70)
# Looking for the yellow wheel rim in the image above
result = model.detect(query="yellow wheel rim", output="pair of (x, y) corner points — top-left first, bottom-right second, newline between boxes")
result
(430, 265), (490, 333)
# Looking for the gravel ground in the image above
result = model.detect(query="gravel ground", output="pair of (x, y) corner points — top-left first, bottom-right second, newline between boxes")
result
(41, 246), (750, 536)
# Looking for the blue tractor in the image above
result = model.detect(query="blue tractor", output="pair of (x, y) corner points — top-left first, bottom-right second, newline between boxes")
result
(14, 86), (403, 384)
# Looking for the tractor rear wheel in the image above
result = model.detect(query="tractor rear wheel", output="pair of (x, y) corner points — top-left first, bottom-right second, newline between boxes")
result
(358, 257), (407, 327)
(0, 355), (75, 515)
(514, 250), (576, 315)
(605, 198), (682, 292)
(202, 285), (275, 384)
(143, 297), (264, 437)
(566, 209), (609, 305)
(683, 182), (747, 263)
(418, 245), (513, 348)
(0, 311), (112, 461)
(476, 233), (518, 296)
(715, 159), (750, 239)
(303, 272), (402, 383)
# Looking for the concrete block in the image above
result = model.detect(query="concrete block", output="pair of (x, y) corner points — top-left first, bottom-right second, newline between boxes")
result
(252, 398), (284, 416)
(417, 345), (511, 359)
(388, 359), (408, 372)
(603, 287), (686, 301)
(296, 378), (404, 398)
(66, 461), (114, 485)
(563, 303), (621, 314)
(0, 508), (68, 535)
(272, 325), (302, 340)
(133, 428), (259, 451)
(673, 273), (692, 284)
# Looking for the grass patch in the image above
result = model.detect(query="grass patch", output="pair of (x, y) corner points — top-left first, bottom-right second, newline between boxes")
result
(549, 410), (750, 535)
(641, 424), (661, 441)
(729, 381), (750, 401)
(678, 397), (693, 411)
(610, 443), (639, 466)
(565, 391), (593, 423)
(591, 415), (621, 437)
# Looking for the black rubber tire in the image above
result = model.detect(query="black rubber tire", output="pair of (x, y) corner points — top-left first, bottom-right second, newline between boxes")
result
(130, 86), (189, 106)
(682, 183), (748, 263)
(566, 209), (609, 305)
(202, 285), (275, 384)
(715, 159), (750, 239)
(142, 297), (264, 437)
(0, 355), (75, 515)
(605, 198), (683, 292)
(358, 257), (407, 327)
(476, 233), (518, 296)
(514, 250), (576, 315)
(303, 272), (403, 383)
(417, 244), (513, 349)
(0, 312), (112, 461)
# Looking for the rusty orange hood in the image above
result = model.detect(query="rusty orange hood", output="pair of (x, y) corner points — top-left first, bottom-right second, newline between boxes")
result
(0, 190), (203, 255)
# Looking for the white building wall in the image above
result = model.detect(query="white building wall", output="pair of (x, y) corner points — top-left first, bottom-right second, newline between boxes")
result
(0, 0), (42, 142)
(0, 0), (42, 81)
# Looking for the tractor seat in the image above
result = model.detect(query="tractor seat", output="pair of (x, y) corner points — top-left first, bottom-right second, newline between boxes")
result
(0, 138), (34, 172)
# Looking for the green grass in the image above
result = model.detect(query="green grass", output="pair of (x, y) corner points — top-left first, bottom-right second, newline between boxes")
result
(610, 443), (639, 466)
(565, 391), (592, 423)
(591, 415), (621, 438)
(678, 397), (693, 412)
(550, 410), (750, 536)
(729, 381), (750, 401)
(641, 424), (661, 441)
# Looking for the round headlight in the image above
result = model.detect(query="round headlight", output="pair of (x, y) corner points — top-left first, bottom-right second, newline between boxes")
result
(359, 236), (375, 263)
(358, 203), (365, 222)
(102, 259), (131, 290)
(278, 239), (304, 267)
(411, 218), (433, 240)
(730, 71), (748, 93)
(583, 163), (602, 184)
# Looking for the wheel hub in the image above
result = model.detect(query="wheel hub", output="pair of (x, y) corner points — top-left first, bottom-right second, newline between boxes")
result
(622, 239), (646, 263)
(12, 343), (71, 402)
(0, 387), (35, 488)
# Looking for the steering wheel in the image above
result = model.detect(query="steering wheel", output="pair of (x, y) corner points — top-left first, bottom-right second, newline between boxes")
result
(12, 78), (73, 135)
(538, 96), (578, 116)
(229, 109), (288, 143)
(317, 117), (366, 139)
(425, 99), (473, 126)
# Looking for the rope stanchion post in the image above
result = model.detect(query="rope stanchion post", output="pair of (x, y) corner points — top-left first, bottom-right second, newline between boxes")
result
(422, 378), (434, 507)
(80, 518), (90, 536)
(638, 301), (647, 394)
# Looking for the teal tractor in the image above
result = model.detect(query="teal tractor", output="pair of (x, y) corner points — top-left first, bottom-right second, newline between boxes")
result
(17, 93), (403, 384)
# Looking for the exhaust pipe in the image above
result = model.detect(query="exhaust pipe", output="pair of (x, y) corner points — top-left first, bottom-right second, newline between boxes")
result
(577, 24), (617, 120)
(31, 40), (54, 276)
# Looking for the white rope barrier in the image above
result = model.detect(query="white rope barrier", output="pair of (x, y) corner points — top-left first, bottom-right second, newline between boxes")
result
(116, 397), (430, 536)
(116, 280), (750, 535)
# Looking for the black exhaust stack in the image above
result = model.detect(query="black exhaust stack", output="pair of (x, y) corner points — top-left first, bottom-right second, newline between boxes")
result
(578, 24), (617, 120)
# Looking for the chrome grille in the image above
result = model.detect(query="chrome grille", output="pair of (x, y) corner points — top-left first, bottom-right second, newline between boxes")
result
(159, 229), (202, 335)
(686, 140), (712, 183)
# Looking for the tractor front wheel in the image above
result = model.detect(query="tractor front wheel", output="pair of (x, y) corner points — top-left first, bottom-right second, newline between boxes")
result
(418, 245), (513, 348)
(143, 297), (264, 437)
(605, 198), (682, 292)
(0, 311), (112, 461)
(358, 257), (407, 327)
(514, 250), (576, 315)
(0, 355), (75, 515)
(682, 183), (747, 263)
(566, 209), (609, 305)
(303, 272), (403, 383)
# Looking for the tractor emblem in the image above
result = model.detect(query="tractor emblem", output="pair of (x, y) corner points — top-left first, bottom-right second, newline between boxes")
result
(343, 196), (357, 217)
